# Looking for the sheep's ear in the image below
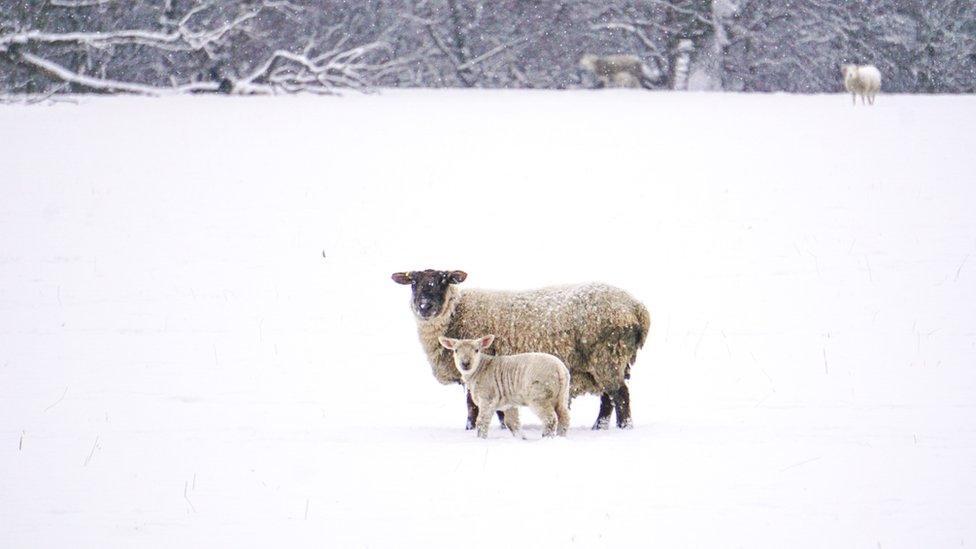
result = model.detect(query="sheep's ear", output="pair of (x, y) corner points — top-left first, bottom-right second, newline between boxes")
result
(448, 270), (467, 284)
(479, 334), (495, 350)
(438, 336), (457, 350)
(391, 272), (413, 285)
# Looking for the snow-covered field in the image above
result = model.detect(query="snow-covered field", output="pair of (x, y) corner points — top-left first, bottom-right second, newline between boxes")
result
(2, 90), (975, 548)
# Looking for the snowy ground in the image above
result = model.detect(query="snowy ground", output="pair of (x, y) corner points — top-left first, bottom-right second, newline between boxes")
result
(2, 90), (975, 548)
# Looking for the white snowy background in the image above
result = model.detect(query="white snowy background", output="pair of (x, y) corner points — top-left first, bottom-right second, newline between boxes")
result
(2, 90), (975, 547)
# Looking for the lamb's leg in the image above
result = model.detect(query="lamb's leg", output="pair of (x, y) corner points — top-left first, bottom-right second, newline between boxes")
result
(851, 92), (856, 106)
(502, 409), (525, 439)
(475, 405), (494, 439)
(555, 400), (570, 437)
(613, 385), (633, 429)
(465, 391), (478, 430)
(466, 392), (507, 430)
(592, 393), (613, 430)
(533, 404), (559, 437)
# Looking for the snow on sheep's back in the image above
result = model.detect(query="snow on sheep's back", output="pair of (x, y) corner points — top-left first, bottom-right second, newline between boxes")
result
(1, 90), (975, 548)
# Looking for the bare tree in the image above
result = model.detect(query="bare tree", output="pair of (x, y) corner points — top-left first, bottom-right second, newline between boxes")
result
(0, 0), (408, 95)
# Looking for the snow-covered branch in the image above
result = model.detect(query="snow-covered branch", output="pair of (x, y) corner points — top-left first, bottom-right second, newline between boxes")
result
(0, 6), (260, 52)
(0, 0), (405, 95)
(16, 51), (218, 94)
(235, 42), (394, 94)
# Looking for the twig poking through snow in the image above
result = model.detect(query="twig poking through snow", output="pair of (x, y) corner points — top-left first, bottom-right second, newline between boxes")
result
(823, 348), (828, 375)
(864, 254), (874, 283)
(184, 481), (196, 514)
(19, 431), (25, 450)
(44, 386), (68, 412)
(780, 456), (821, 472)
(956, 254), (969, 281)
(304, 499), (309, 520)
(83, 435), (99, 466)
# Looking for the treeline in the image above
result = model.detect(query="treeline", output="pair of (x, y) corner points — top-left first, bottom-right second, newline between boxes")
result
(1, 0), (974, 95)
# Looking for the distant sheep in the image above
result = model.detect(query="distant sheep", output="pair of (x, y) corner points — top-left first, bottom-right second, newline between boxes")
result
(391, 270), (650, 430)
(579, 54), (658, 89)
(842, 64), (881, 105)
(439, 335), (571, 439)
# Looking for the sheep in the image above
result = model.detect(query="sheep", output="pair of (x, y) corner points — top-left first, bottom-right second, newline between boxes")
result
(842, 64), (882, 106)
(439, 335), (571, 439)
(579, 54), (658, 89)
(391, 269), (650, 430)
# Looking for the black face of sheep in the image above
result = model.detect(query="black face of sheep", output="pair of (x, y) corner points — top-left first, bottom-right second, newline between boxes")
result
(391, 269), (467, 319)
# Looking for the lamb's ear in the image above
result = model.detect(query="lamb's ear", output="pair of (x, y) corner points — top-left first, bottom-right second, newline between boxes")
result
(391, 272), (413, 285)
(448, 270), (467, 284)
(479, 334), (495, 350)
(438, 336), (457, 350)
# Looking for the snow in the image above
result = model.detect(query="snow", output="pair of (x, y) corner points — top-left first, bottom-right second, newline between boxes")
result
(2, 90), (975, 548)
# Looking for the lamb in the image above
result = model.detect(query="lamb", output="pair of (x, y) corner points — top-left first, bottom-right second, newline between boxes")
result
(842, 64), (882, 106)
(391, 269), (651, 430)
(579, 54), (658, 89)
(439, 335), (571, 439)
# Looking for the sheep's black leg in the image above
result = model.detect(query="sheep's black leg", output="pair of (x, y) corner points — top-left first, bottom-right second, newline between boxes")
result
(496, 410), (508, 430)
(592, 393), (613, 430)
(465, 391), (478, 430)
(613, 385), (633, 429)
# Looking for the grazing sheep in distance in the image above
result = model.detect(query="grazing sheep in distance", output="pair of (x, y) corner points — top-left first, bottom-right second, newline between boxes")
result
(391, 269), (650, 430)
(579, 54), (659, 89)
(842, 64), (881, 105)
(440, 335), (571, 439)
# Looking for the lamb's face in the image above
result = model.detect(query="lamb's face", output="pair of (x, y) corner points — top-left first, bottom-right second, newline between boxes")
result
(439, 335), (495, 376)
(391, 269), (467, 320)
(841, 64), (857, 81)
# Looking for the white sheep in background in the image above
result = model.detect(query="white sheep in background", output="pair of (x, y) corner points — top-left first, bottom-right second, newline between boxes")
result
(842, 64), (882, 106)
(439, 335), (571, 439)
(579, 54), (659, 89)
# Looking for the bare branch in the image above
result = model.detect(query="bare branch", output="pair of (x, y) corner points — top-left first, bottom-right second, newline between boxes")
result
(48, 0), (116, 6)
(15, 51), (218, 94)
(456, 35), (530, 71)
